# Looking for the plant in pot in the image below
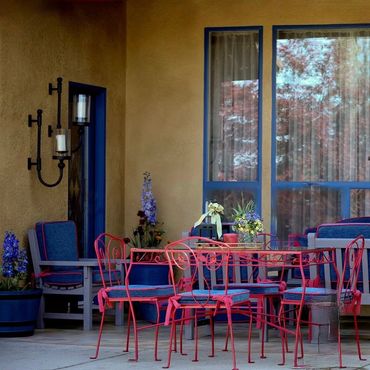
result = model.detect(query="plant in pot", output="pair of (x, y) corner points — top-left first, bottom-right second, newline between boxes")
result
(124, 172), (168, 323)
(232, 200), (264, 243)
(0, 231), (42, 336)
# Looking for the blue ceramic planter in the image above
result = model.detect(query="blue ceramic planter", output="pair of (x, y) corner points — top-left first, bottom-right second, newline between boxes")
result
(129, 264), (170, 323)
(0, 289), (42, 337)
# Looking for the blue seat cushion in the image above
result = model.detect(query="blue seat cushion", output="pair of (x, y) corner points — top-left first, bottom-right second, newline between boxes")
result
(213, 282), (280, 295)
(107, 284), (173, 299)
(316, 223), (370, 239)
(177, 289), (250, 305)
(43, 268), (121, 287)
(283, 287), (336, 303)
(43, 269), (83, 287)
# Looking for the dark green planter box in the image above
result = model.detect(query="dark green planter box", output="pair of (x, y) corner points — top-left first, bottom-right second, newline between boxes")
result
(0, 289), (42, 337)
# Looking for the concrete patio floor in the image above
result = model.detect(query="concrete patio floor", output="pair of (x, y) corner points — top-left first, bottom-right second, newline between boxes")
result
(1, 319), (370, 370)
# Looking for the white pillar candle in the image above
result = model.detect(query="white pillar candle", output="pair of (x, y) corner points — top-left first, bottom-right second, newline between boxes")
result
(77, 95), (86, 120)
(56, 134), (66, 152)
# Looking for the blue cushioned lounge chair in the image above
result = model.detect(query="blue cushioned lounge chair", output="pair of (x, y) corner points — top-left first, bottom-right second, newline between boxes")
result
(28, 221), (123, 330)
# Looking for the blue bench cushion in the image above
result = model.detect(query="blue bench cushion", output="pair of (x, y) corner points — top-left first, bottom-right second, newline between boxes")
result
(177, 289), (250, 305)
(107, 284), (173, 299)
(43, 268), (121, 287)
(336, 217), (370, 224)
(283, 287), (336, 303)
(316, 223), (370, 239)
(213, 282), (280, 295)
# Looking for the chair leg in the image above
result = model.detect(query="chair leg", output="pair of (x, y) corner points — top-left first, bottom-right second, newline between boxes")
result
(127, 302), (139, 362)
(278, 303), (286, 366)
(90, 309), (106, 359)
(209, 314), (215, 358)
(223, 324), (230, 352)
(179, 311), (187, 355)
(248, 304), (254, 364)
(354, 312), (366, 361)
(163, 309), (177, 369)
(226, 306), (238, 370)
(125, 304), (132, 352)
(154, 301), (162, 361)
(293, 304), (304, 368)
(260, 298), (266, 359)
(192, 310), (199, 362)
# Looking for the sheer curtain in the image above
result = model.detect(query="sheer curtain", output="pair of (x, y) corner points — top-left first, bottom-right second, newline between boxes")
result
(276, 27), (370, 238)
(276, 28), (370, 182)
(208, 31), (260, 182)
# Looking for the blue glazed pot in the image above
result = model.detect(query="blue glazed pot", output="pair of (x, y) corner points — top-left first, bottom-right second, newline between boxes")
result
(129, 264), (170, 323)
(129, 264), (169, 285)
(0, 288), (42, 337)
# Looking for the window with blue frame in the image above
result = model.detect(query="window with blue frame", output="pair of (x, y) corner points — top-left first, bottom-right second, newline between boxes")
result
(204, 27), (263, 220)
(273, 25), (370, 240)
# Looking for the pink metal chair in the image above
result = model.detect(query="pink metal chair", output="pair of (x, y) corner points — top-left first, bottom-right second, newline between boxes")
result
(91, 233), (173, 362)
(163, 236), (253, 370)
(280, 235), (366, 368)
(215, 233), (286, 360)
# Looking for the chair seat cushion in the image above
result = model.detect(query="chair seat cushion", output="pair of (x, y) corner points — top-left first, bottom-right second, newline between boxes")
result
(107, 284), (173, 299)
(43, 269), (83, 287)
(43, 268), (121, 288)
(283, 287), (337, 303)
(214, 282), (280, 295)
(177, 289), (250, 305)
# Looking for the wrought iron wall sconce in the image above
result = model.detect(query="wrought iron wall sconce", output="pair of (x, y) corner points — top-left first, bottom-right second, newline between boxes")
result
(28, 77), (91, 187)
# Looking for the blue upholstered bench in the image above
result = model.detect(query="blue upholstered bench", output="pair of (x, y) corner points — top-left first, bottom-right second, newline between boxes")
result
(307, 222), (370, 306)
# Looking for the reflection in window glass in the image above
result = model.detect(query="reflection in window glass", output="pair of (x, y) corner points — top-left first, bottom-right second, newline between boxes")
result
(206, 189), (255, 221)
(208, 30), (260, 182)
(277, 187), (341, 240)
(276, 28), (370, 182)
(351, 189), (370, 216)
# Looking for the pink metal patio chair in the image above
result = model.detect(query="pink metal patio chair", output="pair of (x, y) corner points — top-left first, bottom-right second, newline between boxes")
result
(163, 236), (253, 370)
(214, 233), (287, 360)
(91, 233), (173, 362)
(279, 235), (366, 368)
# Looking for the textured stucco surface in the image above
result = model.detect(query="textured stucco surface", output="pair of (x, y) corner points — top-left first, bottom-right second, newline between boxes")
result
(2, 0), (370, 254)
(0, 0), (126, 247)
(125, 0), (370, 242)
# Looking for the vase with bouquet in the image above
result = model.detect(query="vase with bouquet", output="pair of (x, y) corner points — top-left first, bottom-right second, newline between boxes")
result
(232, 200), (264, 244)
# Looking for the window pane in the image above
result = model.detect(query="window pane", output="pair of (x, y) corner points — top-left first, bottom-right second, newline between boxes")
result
(208, 30), (260, 181)
(351, 189), (370, 216)
(276, 28), (370, 182)
(206, 189), (256, 221)
(277, 187), (341, 240)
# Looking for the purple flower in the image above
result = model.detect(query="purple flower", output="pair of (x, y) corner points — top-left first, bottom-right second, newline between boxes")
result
(1, 231), (28, 290)
(141, 171), (157, 224)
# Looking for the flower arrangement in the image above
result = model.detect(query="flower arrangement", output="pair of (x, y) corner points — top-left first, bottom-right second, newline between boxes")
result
(0, 231), (29, 290)
(126, 172), (165, 248)
(194, 202), (224, 239)
(232, 200), (263, 242)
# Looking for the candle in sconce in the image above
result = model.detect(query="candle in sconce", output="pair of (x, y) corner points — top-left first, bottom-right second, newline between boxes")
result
(76, 95), (86, 121)
(56, 134), (66, 152)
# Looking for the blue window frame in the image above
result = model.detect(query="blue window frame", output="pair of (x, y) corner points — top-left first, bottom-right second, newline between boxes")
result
(272, 24), (370, 239)
(204, 26), (263, 220)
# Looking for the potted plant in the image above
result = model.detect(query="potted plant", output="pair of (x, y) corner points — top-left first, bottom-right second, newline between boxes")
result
(125, 171), (166, 284)
(232, 200), (264, 243)
(0, 231), (42, 336)
(124, 172), (169, 323)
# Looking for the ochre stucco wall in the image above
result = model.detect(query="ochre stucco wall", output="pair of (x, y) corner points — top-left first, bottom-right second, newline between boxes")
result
(0, 0), (126, 248)
(125, 0), (370, 242)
